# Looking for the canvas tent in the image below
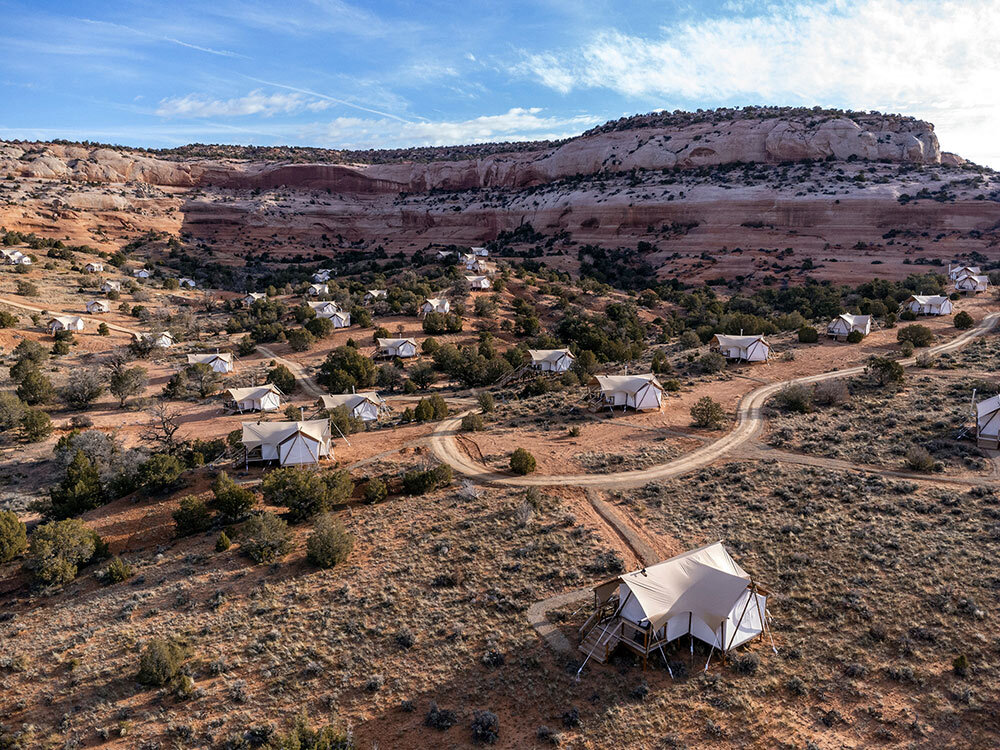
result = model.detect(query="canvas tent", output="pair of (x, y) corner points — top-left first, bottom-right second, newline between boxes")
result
(134, 331), (174, 348)
(592, 374), (663, 412)
(101, 280), (121, 293)
(901, 295), (953, 316)
(308, 301), (341, 318)
(465, 275), (492, 290)
(133, 268), (151, 278)
(976, 395), (1000, 449)
(580, 542), (770, 671)
(710, 334), (771, 362)
(364, 289), (387, 303)
(312, 269), (332, 282)
(420, 298), (450, 316)
(528, 348), (575, 373)
(3, 250), (31, 265)
(472, 246), (489, 257)
(949, 264), (981, 280)
(48, 315), (85, 333)
(955, 274), (989, 293)
(187, 352), (235, 373)
(179, 278), (196, 288)
(244, 292), (267, 306)
(307, 283), (329, 296)
(377, 337), (417, 358)
(826, 313), (871, 339)
(241, 419), (332, 466)
(84, 261), (103, 273)
(318, 392), (385, 422)
(86, 299), (111, 314)
(224, 384), (283, 413)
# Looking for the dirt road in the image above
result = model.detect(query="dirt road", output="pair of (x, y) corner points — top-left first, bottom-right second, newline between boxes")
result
(431, 313), (1000, 489)
(0, 296), (140, 337)
(256, 344), (324, 399)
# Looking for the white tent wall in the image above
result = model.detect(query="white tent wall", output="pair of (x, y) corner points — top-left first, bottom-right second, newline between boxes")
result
(634, 383), (662, 410)
(279, 434), (322, 465)
(726, 591), (768, 649)
(259, 393), (281, 411)
(354, 401), (379, 421)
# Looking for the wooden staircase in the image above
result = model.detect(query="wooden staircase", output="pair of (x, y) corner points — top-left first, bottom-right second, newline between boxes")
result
(578, 618), (621, 664)
(494, 363), (534, 389)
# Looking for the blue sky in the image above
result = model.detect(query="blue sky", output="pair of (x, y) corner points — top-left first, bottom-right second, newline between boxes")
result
(2, 0), (998, 166)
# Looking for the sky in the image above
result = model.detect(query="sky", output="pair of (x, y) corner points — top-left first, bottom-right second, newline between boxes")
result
(1, 0), (999, 166)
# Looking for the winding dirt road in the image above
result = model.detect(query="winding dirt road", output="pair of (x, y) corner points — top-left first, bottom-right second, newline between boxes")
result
(431, 313), (1000, 489)
(255, 344), (324, 399)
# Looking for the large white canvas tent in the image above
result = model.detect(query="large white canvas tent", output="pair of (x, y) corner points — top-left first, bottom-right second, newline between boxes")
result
(420, 298), (450, 316)
(187, 352), (235, 373)
(528, 348), (575, 373)
(241, 419), (332, 466)
(710, 334), (770, 362)
(948, 264), (980, 280)
(377, 337), (417, 358)
(976, 394), (1000, 448)
(580, 542), (771, 671)
(826, 313), (871, 339)
(592, 374), (664, 411)
(308, 301), (342, 318)
(86, 299), (111, 314)
(48, 315), (85, 333)
(465, 275), (492, 290)
(901, 295), (953, 316)
(134, 331), (174, 348)
(954, 274), (989, 293)
(318, 392), (385, 422)
(224, 384), (283, 412)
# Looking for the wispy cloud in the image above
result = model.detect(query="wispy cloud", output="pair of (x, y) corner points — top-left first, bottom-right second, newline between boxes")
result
(516, 0), (1000, 164)
(243, 78), (414, 122)
(79, 18), (249, 59)
(156, 90), (332, 118)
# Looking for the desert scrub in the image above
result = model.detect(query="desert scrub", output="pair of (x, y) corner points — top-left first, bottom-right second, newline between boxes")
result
(306, 513), (354, 568)
(260, 467), (353, 521)
(172, 495), (213, 536)
(24, 518), (104, 586)
(690, 396), (725, 428)
(509, 447), (537, 475)
(103, 556), (133, 584)
(136, 637), (188, 687)
(0, 509), (27, 562)
(240, 512), (292, 563)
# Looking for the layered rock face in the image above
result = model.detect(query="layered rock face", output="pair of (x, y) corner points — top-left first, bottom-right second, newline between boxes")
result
(0, 114), (944, 195)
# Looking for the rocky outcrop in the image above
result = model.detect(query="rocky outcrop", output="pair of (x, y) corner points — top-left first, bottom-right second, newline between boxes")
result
(0, 112), (945, 195)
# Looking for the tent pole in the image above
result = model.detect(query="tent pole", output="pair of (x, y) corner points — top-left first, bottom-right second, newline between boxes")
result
(750, 581), (776, 654)
(689, 613), (694, 668)
(726, 589), (754, 653)
(704, 625), (721, 672)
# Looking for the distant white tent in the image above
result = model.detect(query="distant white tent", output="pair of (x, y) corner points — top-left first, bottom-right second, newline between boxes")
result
(948, 264), (981, 281)
(528, 348), (575, 373)
(187, 352), (235, 373)
(592, 374), (664, 412)
(307, 283), (329, 296)
(241, 419), (332, 466)
(244, 292), (267, 306)
(308, 301), (341, 318)
(135, 331), (174, 348)
(318, 392), (385, 422)
(86, 299), (111, 314)
(101, 280), (122, 294)
(420, 298), (450, 316)
(133, 268), (151, 279)
(580, 542), (770, 670)
(710, 334), (771, 362)
(377, 337), (417, 358)
(364, 289), (388, 303)
(901, 295), (953, 316)
(48, 315), (85, 333)
(84, 261), (104, 273)
(224, 384), (283, 413)
(179, 277), (197, 288)
(3, 250), (31, 265)
(826, 313), (871, 339)
(954, 274), (989, 293)
(465, 275), (492, 290)
(976, 394), (1000, 449)
(472, 246), (489, 257)
(312, 269), (332, 283)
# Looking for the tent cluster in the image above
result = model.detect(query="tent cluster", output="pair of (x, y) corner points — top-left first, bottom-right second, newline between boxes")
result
(579, 542), (772, 673)
(2, 248), (32, 265)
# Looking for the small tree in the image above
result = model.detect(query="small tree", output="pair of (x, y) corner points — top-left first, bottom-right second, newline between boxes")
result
(409, 362), (437, 389)
(306, 513), (354, 568)
(954, 311), (974, 330)
(241, 512), (292, 563)
(510, 448), (536, 475)
(698, 352), (727, 374)
(139, 453), (183, 491)
(20, 408), (52, 442)
(0, 392), (26, 431)
(185, 363), (221, 399)
(109, 365), (148, 407)
(866, 356), (905, 386)
(173, 495), (214, 536)
(478, 392), (495, 413)
(690, 396), (725, 428)
(50, 450), (104, 519)
(287, 328), (315, 352)
(63, 368), (105, 409)
(462, 413), (484, 431)
(16, 367), (54, 405)
(24, 518), (102, 585)
(137, 638), (187, 687)
(261, 467), (352, 521)
(797, 326), (818, 344)
(0, 509), (27, 563)
(897, 324), (933, 348)
(267, 364), (296, 394)
(318, 346), (376, 392)
(210, 471), (256, 521)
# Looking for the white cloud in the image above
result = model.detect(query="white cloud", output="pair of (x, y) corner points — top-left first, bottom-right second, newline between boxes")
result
(156, 90), (333, 118)
(305, 107), (603, 148)
(517, 0), (1000, 165)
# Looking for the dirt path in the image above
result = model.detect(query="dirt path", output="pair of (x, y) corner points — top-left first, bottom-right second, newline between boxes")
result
(431, 313), (1000, 489)
(255, 344), (324, 399)
(0, 295), (141, 337)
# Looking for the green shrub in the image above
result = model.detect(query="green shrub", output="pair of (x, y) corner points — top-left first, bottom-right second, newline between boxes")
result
(287, 328), (315, 352)
(139, 453), (183, 491)
(0, 392), (26, 431)
(260, 467), (353, 522)
(897, 324), (933, 348)
(954, 311), (974, 330)
(904, 446), (937, 472)
(364, 477), (388, 504)
(306, 513), (354, 568)
(318, 346), (375, 393)
(866, 356), (905, 386)
(774, 384), (814, 413)
(797, 326), (818, 343)
(846, 330), (865, 344)
(271, 713), (352, 750)
(241, 512), (292, 563)
(237, 336), (257, 356)
(266, 363), (296, 394)
(215, 531), (231, 551)
(137, 638), (188, 687)
(402, 464), (453, 495)
(0, 510), (27, 563)
(20, 408), (52, 442)
(477, 392), (495, 413)
(461, 413), (484, 432)
(690, 396), (725, 428)
(50, 450), (104, 519)
(104, 556), (133, 584)
(210, 471), (257, 521)
(678, 330), (701, 350)
(510, 448), (537, 475)
(16, 367), (54, 404)
(698, 352), (726, 373)
(305, 316), (334, 338)
(899, 309), (917, 321)
(25, 518), (103, 585)
(173, 496), (213, 536)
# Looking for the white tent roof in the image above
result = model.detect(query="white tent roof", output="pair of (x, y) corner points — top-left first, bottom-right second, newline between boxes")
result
(832, 313), (870, 327)
(225, 384), (282, 402)
(957, 273), (988, 283)
(976, 394), (1000, 419)
(593, 374), (662, 395)
(49, 315), (83, 327)
(187, 353), (234, 365)
(318, 392), (382, 410)
(529, 348), (574, 364)
(906, 295), (949, 305)
(424, 297), (448, 307)
(712, 334), (768, 347)
(308, 300), (340, 312)
(366, 289), (387, 297)
(465, 275), (489, 282)
(377, 337), (416, 348)
(617, 542), (752, 631)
